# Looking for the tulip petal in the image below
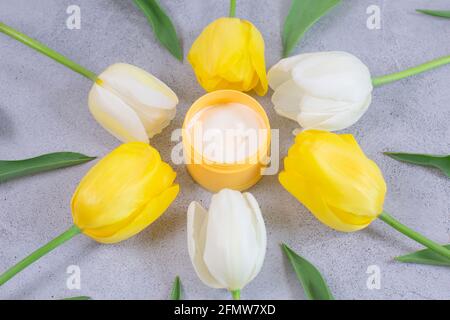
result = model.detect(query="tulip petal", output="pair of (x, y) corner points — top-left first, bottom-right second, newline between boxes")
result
(211, 20), (256, 91)
(188, 18), (246, 92)
(100, 63), (178, 109)
(291, 51), (372, 103)
(247, 22), (268, 96)
(272, 79), (303, 122)
(298, 95), (372, 131)
(242, 192), (267, 281)
(298, 95), (353, 114)
(203, 189), (259, 290)
(187, 201), (223, 289)
(305, 135), (386, 217)
(88, 84), (148, 142)
(279, 169), (369, 232)
(268, 53), (315, 90)
(85, 184), (179, 243)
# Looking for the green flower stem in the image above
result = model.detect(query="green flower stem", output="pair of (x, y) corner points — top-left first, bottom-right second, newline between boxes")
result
(379, 211), (450, 260)
(229, 0), (237, 17)
(0, 22), (98, 82)
(230, 289), (240, 300)
(62, 296), (91, 300)
(372, 55), (450, 87)
(0, 225), (82, 287)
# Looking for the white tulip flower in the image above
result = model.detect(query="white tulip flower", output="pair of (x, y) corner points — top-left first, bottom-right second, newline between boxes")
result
(88, 63), (178, 142)
(187, 189), (267, 299)
(268, 51), (373, 132)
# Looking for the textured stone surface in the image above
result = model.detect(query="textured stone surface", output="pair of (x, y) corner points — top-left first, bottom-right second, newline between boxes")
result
(0, 0), (449, 300)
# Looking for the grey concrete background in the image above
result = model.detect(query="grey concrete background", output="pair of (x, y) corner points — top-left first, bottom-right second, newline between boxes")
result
(0, 0), (449, 300)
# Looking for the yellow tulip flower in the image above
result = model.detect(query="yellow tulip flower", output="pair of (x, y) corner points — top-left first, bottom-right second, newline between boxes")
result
(72, 142), (179, 243)
(279, 130), (386, 232)
(0, 142), (179, 286)
(188, 17), (268, 96)
(279, 130), (450, 259)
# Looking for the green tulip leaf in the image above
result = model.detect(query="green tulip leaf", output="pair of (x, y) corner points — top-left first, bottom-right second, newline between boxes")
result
(384, 152), (450, 178)
(170, 276), (182, 300)
(396, 245), (450, 267)
(282, 0), (341, 57)
(417, 9), (450, 19)
(62, 296), (92, 300)
(282, 243), (334, 300)
(0, 152), (95, 183)
(134, 0), (183, 61)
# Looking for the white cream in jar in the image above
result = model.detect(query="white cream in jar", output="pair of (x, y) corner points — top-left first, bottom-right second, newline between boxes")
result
(186, 102), (267, 163)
